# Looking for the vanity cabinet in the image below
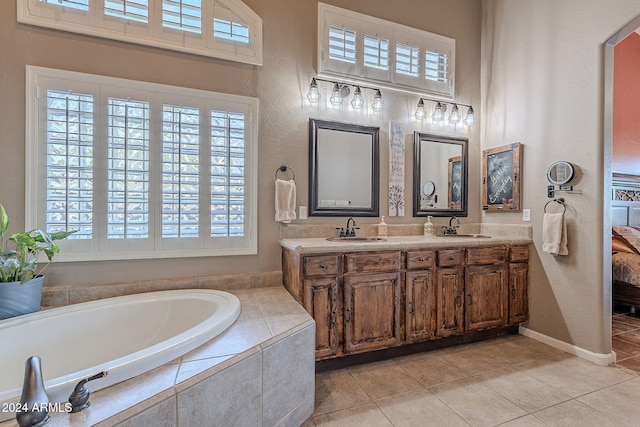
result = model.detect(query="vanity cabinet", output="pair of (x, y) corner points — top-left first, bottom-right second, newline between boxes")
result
(282, 242), (529, 361)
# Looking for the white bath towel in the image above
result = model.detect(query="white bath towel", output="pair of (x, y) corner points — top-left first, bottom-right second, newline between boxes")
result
(275, 179), (296, 223)
(542, 212), (568, 256)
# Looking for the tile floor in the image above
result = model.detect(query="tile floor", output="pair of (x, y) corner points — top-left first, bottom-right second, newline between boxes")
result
(612, 304), (640, 372)
(303, 334), (640, 426)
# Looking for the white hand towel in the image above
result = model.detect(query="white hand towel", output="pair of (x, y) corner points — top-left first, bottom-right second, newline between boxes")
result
(275, 179), (296, 223)
(542, 212), (568, 256)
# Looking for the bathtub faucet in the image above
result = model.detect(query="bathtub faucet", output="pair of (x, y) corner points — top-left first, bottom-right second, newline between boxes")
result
(68, 371), (108, 413)
(16, 356), (50, 427)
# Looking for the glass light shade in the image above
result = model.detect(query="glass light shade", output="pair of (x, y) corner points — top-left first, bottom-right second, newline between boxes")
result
(432, 102), (445, 122)
(371, 90), (383, 112)
(449, 103), (460, 124)
(414, 98), (426, 120)
(351, 86), (364, 109)
(329, 83), (342, 106)
(464, 106), (475, 126)
(307, 78), (320, 103)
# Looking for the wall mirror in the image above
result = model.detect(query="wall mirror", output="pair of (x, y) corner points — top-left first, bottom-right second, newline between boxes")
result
(413, 132), (468, 217)
(547, 161), (575, 186)
(309, 119), (379, 216)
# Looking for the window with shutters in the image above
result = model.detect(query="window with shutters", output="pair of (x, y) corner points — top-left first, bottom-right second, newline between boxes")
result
(318, 2), (455, 99)
(26, 66), (258, 261)
(17, 0), (263, 65)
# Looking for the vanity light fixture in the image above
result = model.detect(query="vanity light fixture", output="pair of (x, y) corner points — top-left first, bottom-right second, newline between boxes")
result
(307, 78), (321, 103)
(307, 77), (382, 111)
(413, 98), (475, 126)
(351, 86), (364, 109)
(372, 89), (383, 112)
(414, 98), (426, 120)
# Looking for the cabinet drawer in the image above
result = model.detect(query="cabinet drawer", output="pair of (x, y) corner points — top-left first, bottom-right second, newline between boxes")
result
(510, 245), (530, 262)
(437, 249), (463, 267)
(345, 251), (401, 273)
(303, 255), (340, 276)
(406, 250), (434, 269)
(466, 247), (508, 265)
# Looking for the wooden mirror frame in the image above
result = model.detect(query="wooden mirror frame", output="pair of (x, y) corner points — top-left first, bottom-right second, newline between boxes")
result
(309, 119), (380, 217)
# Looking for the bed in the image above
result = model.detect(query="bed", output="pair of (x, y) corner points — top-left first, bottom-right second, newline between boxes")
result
(612, 173), (640, 307)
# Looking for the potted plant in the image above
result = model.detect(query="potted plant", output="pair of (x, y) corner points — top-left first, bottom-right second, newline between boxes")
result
(0, 204), (76, 319)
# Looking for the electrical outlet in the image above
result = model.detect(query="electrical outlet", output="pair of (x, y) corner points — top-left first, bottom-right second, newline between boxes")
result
(522, 209), (531, 222)
(299, 206), (308, 220)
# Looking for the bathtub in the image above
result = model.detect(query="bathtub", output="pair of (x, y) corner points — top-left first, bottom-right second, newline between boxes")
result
(0, 289), (240, 422)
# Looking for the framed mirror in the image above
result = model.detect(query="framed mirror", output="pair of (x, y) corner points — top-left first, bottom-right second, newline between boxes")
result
(413, 132), (468, 217)
(309, 119), (380, 216)
(547, 161), (575, 186)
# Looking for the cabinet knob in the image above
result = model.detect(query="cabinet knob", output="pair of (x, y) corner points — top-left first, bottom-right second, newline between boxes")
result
(467, 294), (473, 305)
(455, 295), (462, 307)
(417, 257), (425, 262)
(319, 264), (326, 269)
(449, 257), (455, 261)
(346, 308), (352, 323)
(332, 309), (337, 326)
(408, 301), (415, 314)
(512, 288), (517, 299)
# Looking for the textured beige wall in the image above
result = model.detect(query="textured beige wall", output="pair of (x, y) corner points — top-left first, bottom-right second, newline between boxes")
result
(0, 1), (481, 287)
(481, 0), (640, 355)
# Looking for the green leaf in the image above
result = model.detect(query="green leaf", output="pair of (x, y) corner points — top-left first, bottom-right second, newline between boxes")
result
(10, 232), (36, 251)
(0, 204), (8, 235)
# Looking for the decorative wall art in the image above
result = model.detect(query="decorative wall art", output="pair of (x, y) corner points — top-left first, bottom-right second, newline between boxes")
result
(389, 121), (405, 216)
(482, 142), (523, 212)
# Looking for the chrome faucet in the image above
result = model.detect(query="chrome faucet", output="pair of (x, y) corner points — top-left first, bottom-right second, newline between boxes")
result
(442, 216), (460, 235)
(16, 356), (50, 427)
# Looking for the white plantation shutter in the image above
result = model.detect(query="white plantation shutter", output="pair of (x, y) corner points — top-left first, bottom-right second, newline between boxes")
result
(106, 98), (151, 240)
(363, 34), (389, 71)
(104, 0), (149, 23)
(162, 105), (200, 238)
(27, 66), (258, 261)
(18, 0), (263, 65)
(425, 50), (448, 83)
(328, 25), (357, 64)
(395, 42), (420, 77)
(162, 0), (201, 33)
(44, 90), (94, 240)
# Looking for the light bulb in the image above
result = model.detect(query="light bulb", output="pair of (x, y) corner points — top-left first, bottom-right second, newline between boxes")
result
(464, 106), (475, 126)
(307, 78), (320, 104)
(432, 102), (445, 122)
(414, 98), (425, 120)
(329, 83), (342, 107)
(351, 86), (364, 109)
(449, 103), (460, 124)
(372, 89), (383, 112)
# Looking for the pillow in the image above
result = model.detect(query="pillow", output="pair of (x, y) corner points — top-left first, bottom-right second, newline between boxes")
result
(612, 226), (640, 254)
(613, 235), (638, 254)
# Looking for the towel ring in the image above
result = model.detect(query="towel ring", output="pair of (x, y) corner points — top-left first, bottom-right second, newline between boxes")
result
(544, 198), (566, 214)
(275, 165), (295, 180)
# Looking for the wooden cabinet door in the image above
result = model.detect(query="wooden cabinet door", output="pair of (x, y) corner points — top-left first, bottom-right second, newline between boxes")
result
(406, 270), (436, 343)
(465, 264), (508, 331)
(343, 272), (402, 354)
(509, 262), (529, 324)
(436, 267), (464, 337)
(304, 277), (339, 358)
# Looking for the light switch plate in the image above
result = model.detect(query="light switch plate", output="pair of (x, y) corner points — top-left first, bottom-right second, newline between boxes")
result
(299, 206), (308, 220)
(522, 209), (531, 221)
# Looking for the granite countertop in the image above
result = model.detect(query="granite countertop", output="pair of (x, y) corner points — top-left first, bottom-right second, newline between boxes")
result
(280, 234), (533, 254)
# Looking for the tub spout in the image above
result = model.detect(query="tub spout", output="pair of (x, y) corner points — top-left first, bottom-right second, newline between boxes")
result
(68, 371), (108, 413)
(16, 356), (50, 427)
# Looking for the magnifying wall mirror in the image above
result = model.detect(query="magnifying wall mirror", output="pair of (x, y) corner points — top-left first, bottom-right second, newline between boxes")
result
(547, 161), (575, 186)
(309, 119), (380, 216)
(413, 132), (468, 217)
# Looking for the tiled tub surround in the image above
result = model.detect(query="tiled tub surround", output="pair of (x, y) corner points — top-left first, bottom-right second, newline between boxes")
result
(0, 286), (315, 427)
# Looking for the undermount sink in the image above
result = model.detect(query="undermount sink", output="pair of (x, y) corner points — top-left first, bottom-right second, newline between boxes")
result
(441, 234), (491, 238)
(327, 236), (388, 242)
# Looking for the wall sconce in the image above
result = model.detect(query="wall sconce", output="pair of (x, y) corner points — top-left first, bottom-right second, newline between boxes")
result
(414, 98), (475, 126)
(307, 78), (383, 111)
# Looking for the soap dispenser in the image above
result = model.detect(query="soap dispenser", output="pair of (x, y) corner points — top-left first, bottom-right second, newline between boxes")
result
(424, 216), (434, 236)
(377, 216), (388, 237)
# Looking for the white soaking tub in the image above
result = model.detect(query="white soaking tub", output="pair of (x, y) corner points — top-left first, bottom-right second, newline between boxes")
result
(0, 289), (240, 422)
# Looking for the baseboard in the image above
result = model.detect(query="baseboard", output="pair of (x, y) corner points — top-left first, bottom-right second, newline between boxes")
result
(519, 326), (616, 366)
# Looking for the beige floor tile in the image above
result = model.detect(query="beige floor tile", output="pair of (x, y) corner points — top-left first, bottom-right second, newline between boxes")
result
(314, 370), (371, 416)
(474, 366), (571, 413)
(514, 357), (607, 397)
(533, 399), (623, 427)
(347, 360), (423, 401)
(429, 377), (527, 426)
(577, 376), (640, 426)
(376, 389), (469, 427)
(438, 344), (513, 375)
(393, 351), (468, 387)
(498, 415), (549, 426)
(547, 353), (637, 385)
(312, 403), (393, 427)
